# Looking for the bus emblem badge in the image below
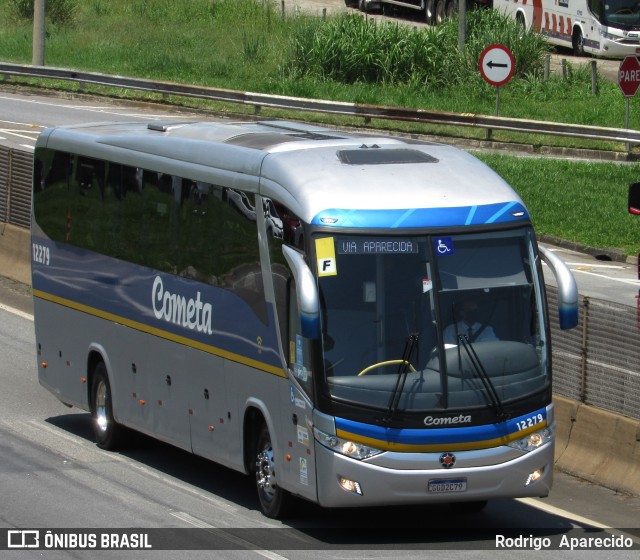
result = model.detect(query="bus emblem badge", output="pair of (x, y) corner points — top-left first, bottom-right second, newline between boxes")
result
(440, 452), (456, 469)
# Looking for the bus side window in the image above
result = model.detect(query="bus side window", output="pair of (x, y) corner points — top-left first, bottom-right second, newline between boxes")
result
(266, 201), (303, 363)
(116, 165), (144, 263)
(140, 171), (177, 273)
(33, 149), (72, 243)
(178, 184), (268, 324)
(589, 0), (602, 18)
(69, 156), (106, 251)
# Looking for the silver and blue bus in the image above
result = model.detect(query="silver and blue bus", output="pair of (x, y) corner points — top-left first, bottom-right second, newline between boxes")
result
(31, 119), (578, 518)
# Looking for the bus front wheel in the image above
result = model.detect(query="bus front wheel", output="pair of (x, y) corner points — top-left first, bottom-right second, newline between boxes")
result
(254, 423), (293, 518)
(572, 28), (585, 56)
(91, 362), (124, 450)
(425, 0), (436, 24)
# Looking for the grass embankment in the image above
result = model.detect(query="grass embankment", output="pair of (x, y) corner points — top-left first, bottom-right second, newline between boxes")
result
(0, 0), (639, 255)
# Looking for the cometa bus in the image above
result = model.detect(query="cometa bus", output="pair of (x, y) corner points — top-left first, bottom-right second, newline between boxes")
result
(31, 119), (578, 518)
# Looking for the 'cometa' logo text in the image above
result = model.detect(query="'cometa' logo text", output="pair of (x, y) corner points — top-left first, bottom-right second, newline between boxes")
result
(152, 276), (213, 334)
(424, 414), (472, 426)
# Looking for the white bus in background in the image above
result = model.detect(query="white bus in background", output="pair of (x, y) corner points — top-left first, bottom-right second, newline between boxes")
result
(346, 0), (489, 25)
(32, 119), (578, 519)
(493, 0), (640, 57)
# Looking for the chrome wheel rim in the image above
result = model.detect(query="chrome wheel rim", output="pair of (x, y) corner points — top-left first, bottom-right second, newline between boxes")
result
(256, 444), (277, 503)
(95, 381), (108, 433)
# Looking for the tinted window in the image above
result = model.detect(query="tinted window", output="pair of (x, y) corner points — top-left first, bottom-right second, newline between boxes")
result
(33, 148), (267, 323)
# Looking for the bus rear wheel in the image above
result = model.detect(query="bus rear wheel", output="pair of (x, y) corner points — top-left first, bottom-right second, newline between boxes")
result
(445, 0), (458, 19)
(254, 423), (293, 518)
(91, 362), (124, 450)
(434, 0), (447, 25)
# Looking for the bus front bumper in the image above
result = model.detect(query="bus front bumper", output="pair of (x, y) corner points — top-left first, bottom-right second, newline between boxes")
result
(314, 441), (554, 508)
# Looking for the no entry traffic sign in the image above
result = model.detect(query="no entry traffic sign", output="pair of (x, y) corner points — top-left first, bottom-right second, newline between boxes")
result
(619, 55), (640, 97)
(479, 44), (515, 87)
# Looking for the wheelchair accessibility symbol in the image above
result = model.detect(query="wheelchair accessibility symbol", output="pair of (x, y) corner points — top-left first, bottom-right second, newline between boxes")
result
(435, 237), (454, 255)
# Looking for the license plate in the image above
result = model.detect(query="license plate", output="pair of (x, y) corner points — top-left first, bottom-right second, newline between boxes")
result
(428, 478), (467, 493)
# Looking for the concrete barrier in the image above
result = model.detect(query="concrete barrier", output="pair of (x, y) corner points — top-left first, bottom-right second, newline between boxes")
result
(1, 223), (639, 497)
(554, 395), (640, 497)
(0, 223), (30, 285)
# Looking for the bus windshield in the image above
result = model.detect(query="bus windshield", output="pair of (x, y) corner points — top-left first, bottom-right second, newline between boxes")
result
(317, 228), (548, 417)
(601, 0), (640, 28)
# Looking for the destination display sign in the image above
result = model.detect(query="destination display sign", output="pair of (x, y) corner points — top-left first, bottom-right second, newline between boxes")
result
(337, 238), (418, 254)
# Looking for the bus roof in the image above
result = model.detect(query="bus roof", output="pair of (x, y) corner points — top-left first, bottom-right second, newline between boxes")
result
(37, 120), (527, 228)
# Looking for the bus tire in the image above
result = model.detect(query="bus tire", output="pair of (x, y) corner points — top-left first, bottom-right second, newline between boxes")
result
(445, 0), (458, 19)
(425, 0), (436, 24)
(435, 0), (447, 25)
(516, 12), (526, 36)
(572, 28), (585, 56)
(91, 362), (124, 450)
(254, 423), (293, 518)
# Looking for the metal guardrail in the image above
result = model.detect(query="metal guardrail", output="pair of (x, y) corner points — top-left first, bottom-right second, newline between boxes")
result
(3, 61), (640, 145)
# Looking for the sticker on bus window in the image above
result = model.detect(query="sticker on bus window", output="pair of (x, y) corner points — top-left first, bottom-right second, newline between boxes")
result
(434, 237), (454, 256)
(296, 335), (303, 364)
(316, 237), (337, 276)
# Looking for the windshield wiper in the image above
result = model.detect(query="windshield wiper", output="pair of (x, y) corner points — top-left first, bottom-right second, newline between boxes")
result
(381, 333), (419, 425)
(457, 333), (507, 421)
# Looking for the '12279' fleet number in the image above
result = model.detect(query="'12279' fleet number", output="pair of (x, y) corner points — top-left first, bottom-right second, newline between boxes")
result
(516, 413), (544, 432)
(32, 243), (50, 266)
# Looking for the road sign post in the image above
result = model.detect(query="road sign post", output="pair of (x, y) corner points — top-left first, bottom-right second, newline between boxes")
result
(479, 44), (515, 139)
(618, 56), (640, 152)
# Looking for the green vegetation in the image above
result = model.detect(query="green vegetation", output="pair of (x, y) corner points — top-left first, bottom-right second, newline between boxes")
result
(476, 155), (640, 257)
(0, 0), (633, 129)
(0, 0), (639, 254)
(9, 0), (76, 25)
(288, 9), (548, 86)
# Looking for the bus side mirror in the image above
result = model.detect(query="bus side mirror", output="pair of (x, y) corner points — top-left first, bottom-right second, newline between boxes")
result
(628, 182), (640, 215)
(539, 246), (579, 330)
(282, 245), (319, 339)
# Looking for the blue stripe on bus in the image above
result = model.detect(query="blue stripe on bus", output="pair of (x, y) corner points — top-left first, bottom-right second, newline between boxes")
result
(31, 239), (284, 374)
(311, 202), (528, 229)
(334, 407), (547, 451)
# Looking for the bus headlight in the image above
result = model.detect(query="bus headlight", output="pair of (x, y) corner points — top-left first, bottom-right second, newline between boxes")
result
(313, 426), (383, 460)
(508, 427), (553, 452)
(601, 30), (620, 41)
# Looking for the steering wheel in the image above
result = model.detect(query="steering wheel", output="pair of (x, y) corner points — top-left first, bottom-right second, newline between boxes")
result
(357, 359), (417, 376)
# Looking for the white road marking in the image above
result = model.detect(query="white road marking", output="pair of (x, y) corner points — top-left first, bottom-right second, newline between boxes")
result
(517, 497), (640, 543)
(571, 268), (640, 286)
(0, 302), (33, 321)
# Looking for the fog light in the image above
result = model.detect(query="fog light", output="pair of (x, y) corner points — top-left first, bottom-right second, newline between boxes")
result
(525, 468), (544, 486)
(339, 477), (363, 495)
